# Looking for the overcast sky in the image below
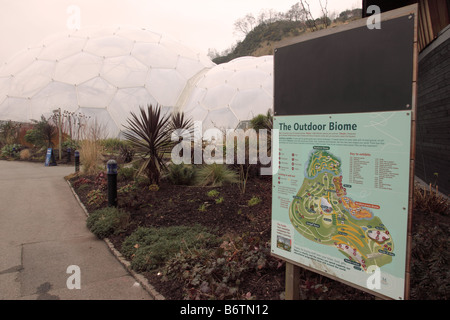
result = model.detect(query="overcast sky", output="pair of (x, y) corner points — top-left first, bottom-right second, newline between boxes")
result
(0, 0), (361, 64)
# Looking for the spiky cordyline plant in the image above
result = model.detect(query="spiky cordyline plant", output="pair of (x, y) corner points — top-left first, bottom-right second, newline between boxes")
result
(123, 105), (193, 185)
(123, 104), (172, 185)
(170, 111), (194, 135)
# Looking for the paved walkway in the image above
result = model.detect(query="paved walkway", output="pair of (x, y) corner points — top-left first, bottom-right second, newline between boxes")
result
(0, 160), (153, 300)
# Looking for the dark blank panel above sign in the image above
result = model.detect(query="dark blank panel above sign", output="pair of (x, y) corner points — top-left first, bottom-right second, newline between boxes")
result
(274, 15), (415, 116)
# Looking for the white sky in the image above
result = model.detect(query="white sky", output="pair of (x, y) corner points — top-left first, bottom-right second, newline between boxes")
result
(0, 0), (361, 64)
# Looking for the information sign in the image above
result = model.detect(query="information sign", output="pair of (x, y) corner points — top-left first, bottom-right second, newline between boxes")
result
(45, 148), (57, 166)
(272, 5), (418, 300)
(271, 111), (411, 299)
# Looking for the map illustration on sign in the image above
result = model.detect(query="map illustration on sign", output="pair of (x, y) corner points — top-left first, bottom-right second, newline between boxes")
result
(289, 149), (394, 272)
(271, 111), (412, 299)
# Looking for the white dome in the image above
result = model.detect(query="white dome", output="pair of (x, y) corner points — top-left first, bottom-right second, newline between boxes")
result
(0, 26), (214, 137)
(180, 55), (273, 130)
(0, 26), (274, 136)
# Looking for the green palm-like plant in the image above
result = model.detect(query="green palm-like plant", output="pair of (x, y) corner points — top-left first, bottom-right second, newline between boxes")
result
(170, 111), (194, 135)
(123, 105), (194, 185)
(123, 104), (172, 185)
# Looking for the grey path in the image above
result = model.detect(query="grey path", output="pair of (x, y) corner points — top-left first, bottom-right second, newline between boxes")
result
(0, 160), (153, 300)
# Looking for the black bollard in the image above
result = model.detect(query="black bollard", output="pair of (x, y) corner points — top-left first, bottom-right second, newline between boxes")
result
(67, 147), (71, 163)
(74, 150), (80, 173)
(107, 159), (118, 207)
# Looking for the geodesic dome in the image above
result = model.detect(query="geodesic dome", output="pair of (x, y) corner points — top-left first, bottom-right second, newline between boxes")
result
(0, 26), (274, 137)
(179, 55), (273, 130)
(0, 26), (214, 137)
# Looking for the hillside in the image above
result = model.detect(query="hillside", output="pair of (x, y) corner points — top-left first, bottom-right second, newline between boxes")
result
(213, 8), (362, 64)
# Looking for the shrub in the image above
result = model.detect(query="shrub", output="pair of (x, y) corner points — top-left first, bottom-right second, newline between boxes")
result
(411, 225), (450, 299)
(29, 115), (57, 148)
(79, 139), (103, 175)
(249, 111), (272, 131)
(101, 138), (135, 163)
(72, 177), (93, 188)
(86, 207), (130, 239)
(101, 138), (124, 152)
(167, 163), (196, 185)
(118, 166), (136, 182)
(94, 172), (107, 191)
(78, 120), (107, 175)
(119, 142), (135, 163)
(162, 235), (276, 299)
(118, 182), (137, 195)
(215, 197), (224, 204)
(20, 148), (30, 159)
(0, 120), (21, 146)
(1, 144), (22, 158)
(207, 190), (220, 197)
(121, 225), (219, 272)
(414, 183), (449, 216)
(248, 196), (262, 206)
(62, 138), (79, 151)
(87, 189), (106, 208)
(194, 164), (239, 187)
(24, 129), (42, 147)
(134, 175), (150, 187)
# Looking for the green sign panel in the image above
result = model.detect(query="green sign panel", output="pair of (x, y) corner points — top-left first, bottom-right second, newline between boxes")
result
(271, 111), (411, 300)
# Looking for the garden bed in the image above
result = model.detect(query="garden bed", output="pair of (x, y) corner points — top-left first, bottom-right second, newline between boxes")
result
(69, 171), (450, 300)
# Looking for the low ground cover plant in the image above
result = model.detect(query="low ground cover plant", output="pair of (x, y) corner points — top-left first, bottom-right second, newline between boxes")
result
(121, 225), (220, 272)
(86, 189), (106, 209)
(86, 207), (130, 239)
(162, 235), (277, 299)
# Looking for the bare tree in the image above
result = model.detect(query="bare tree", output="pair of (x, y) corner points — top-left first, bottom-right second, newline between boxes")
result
(256, 8), (282, 24)
(257, 10), (267, 25)
(299, 0), (330, 31)
(233, 13), (256, 37)
(299, 0), (318, 31)
(207, 48), (219, 60)
(319, 0), (331, 28)
(266, 9), (281, 23)
(245, 13), (256, 30)
(287, 3), (307, 22)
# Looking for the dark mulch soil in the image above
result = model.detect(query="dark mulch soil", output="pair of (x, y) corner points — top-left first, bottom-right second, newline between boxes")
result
(71, 173), (450, 300)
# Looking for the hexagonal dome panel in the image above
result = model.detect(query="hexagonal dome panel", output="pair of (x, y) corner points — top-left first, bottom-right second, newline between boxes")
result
(0, 26), (214, 137)
(0, 26), (275, 137)
(180, 55), (274, 130)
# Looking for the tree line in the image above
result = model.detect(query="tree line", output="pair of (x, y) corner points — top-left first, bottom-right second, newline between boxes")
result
(208, 1), (362, 62)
